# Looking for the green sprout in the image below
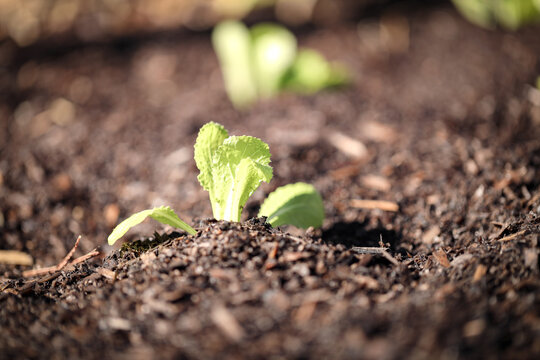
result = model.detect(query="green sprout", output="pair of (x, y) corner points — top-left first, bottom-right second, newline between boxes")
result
(107, 122), (324, 245)
(282, 49), (350, 95)
(212, 20), (349, 108)
(452, 0), (540, 29)
(107, 206), (196, 245)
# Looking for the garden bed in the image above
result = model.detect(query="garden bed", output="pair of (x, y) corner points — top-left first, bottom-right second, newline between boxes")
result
(1, 4), (539, 359)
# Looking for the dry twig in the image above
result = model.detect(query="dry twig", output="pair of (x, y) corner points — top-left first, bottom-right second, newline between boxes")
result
(352, 246), (399, 265)
(352, 246), (390, 255)
(22, 236), (100, 278)
(22, 235), (81, 277)
(498, 230), (527, 242)
(350, 199), (399, 212)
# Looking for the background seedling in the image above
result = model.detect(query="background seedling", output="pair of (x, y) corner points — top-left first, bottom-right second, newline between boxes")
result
(212, 20), (349, 108)
(250, 23), (297, 98)
(452, 0), (540, 29)
(211, 21), (258, 108)
(282, 49), (349, 94)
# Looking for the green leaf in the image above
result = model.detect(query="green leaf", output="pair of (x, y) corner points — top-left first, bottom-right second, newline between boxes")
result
(259, 182), (324, 229)
(250, 23), (297, 98)
(452, 0), (495, 29)
(107, 206), (196, 245)
(452, 0), (540, 30)
(194, 122), (229, 218)
(212, 20), (258, 108)
(212, 135), (273, 221)
(493, 0), (540, 29)
(283, 49), (349, 94)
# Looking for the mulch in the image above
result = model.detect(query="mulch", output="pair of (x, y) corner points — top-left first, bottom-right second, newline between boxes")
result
(1, 4), (539, 359)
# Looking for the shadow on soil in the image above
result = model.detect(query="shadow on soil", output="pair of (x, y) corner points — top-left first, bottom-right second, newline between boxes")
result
(322, 221), (402, 251)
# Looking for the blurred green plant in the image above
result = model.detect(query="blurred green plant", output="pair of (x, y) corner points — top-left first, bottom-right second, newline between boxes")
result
(212, 20), (349, 108)
(452, 0), (540, 30)
(282, 49), (350, 95)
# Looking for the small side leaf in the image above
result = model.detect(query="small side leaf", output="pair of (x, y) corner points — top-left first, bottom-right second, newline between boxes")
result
(107, 206), (196, 246)
(259, 182), (324, 229)
(250, 23), (297, 98)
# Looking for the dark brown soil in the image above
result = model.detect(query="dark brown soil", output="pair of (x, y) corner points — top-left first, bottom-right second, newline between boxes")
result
(1, 4), (540, 359)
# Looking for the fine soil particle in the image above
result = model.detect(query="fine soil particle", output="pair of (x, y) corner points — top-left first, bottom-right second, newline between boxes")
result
(1, 5), (540, 360)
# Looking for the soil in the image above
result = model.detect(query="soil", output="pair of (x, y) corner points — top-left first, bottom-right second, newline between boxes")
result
(1, 4), (540, 359)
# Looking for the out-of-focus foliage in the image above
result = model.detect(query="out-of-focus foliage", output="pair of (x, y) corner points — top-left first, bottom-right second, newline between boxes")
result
(282, 49), (349, 94)
(0, 0), (384, 47)
(452, 0), (540, 30)
(250, 23), (297, 98)
(212, 21), (259, 108)
(212, 21), (348, 108)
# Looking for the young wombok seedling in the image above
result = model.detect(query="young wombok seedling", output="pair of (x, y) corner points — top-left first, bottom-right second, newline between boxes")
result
(107, 122), (324, 246)
(194, 122), (273, 222)
(194, 122), (324, 227)
(212, 20), (348, 108)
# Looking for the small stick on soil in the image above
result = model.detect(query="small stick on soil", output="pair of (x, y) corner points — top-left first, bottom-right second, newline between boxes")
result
(498, 230), (527, 242)
(352, 246), (390, 255)
(22, 236), (99, 278)
(70, 248), (100, 265)
(96, 267), (117, 281)
(0, 250), (33, 266)
(350, 199), (399, 212)
(285, 235), (306, 244)
(22, 235), (81, 278)
(269, 242), (279, 260)
(211, 304), (245, 342)
(57, 235), (81, 269)
(352, 246), (399, 265)
(328, 131), (368, 159)
(380, 250), (400, 266)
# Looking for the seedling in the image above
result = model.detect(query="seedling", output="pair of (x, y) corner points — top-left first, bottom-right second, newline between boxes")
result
(107, 122), (324, 245)
(212, 20), (349, 108)
(452, 0), (540, 29)
(194, 122), (273, 222)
